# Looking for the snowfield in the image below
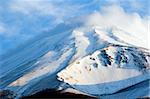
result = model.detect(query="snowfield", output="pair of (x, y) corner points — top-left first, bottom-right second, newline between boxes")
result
(0, 24), (149, 98)
(57, 44), (150, 95)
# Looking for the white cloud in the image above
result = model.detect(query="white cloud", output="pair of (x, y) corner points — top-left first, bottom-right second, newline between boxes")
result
(0, 25), (6, 34)
(10, 0), (61, 20)
(9, 0), (87, 23)
(84, 5), (149, 49)
(0, 23), (11, 37)
(0, 22), (21, 37)
(1, 0), (149, 53)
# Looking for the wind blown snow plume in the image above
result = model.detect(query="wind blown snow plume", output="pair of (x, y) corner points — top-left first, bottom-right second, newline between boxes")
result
(0, 0), (149, 99)
(84, 5), (149, 49)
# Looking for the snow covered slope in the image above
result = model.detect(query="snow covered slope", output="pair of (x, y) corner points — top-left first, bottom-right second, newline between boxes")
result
(57, 44), (150, 95)
(0, 23), (76, 97)
(0, 24), (149, 98)
(100, 79), (150, 99)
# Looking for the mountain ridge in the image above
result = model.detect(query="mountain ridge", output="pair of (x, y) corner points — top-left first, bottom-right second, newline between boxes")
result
(0, 24), (149, 98)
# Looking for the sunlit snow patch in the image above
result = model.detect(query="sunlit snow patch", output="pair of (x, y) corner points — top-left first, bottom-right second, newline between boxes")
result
(57, 45), (150, 95)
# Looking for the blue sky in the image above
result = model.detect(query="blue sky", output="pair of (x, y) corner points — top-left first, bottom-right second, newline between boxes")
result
(0, 0), (149, 55)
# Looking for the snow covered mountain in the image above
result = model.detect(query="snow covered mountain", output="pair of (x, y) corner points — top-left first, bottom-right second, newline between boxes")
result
(0, 23), (149, 98)
(57, 44), (150, 95)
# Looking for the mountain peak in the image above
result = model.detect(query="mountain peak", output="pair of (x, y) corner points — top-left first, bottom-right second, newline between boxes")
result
(57, 44), (150, 95)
